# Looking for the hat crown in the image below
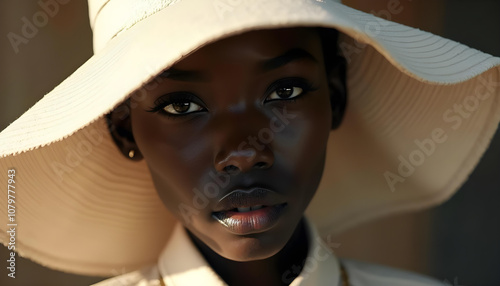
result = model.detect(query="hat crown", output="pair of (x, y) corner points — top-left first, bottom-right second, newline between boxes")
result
(88, 0), (182, 52)
(87, 0), (342, 53)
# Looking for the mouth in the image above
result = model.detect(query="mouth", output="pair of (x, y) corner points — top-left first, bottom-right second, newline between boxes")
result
(212, 187), (287, 235)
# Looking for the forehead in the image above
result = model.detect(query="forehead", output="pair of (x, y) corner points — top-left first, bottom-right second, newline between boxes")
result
(171, 27), (323, 70)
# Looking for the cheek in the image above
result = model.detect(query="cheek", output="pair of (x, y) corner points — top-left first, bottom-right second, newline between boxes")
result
(129, 108), (212, 218)
(274, 91), (331, 199)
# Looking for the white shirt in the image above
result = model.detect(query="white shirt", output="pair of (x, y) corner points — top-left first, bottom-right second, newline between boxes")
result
(92, 219), (445, 286)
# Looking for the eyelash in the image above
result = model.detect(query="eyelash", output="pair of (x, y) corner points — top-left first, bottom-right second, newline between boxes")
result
(265, 77), (317, 104)
(146, 77), (318, 118)
(145, 93), (202, 119)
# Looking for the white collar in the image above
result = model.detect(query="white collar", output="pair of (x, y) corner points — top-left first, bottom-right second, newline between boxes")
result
(157, 218), (341, 286)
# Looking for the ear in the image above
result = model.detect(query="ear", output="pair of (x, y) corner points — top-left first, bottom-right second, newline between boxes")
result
(327, 54), (347, 130)
(105, 99), (143, 161)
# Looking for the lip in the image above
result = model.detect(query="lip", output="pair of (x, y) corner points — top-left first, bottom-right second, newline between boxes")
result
(212, 187), (287, 235)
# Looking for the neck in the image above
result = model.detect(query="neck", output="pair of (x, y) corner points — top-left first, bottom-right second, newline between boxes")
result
(186, 218), (309, 286)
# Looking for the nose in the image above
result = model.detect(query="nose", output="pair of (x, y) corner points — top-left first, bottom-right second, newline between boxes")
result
(213, 112), (275, 175)
(215, 147), (274, 174)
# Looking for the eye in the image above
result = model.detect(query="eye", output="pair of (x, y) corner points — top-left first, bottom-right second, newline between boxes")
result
(163, 101), (204, 115)
(264, 78), (316, 103)
(146, 93), (206, 117)
(267, 86), (304, 101)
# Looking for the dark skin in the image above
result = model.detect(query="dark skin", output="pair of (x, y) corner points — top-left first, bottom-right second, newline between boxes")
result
(107, 27), (346, 286)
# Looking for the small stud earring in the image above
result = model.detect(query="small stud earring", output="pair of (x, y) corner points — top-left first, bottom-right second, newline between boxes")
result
(128, 149), (135, 158)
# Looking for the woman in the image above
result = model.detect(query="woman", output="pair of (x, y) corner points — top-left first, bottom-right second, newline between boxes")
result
(1, 0), (499, 285)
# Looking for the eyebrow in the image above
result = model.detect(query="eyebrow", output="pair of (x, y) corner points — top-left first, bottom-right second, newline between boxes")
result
(260, 48), (318, 72)
(158, 48), (318, 82)
(158, 68), (207, 82)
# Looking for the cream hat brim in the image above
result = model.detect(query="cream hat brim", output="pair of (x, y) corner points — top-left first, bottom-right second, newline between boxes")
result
(1, 0), (500, 276)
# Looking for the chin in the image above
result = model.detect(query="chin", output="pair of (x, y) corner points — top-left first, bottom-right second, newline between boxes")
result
(215, 223), (296, 262)
(222, 237), (284, 262)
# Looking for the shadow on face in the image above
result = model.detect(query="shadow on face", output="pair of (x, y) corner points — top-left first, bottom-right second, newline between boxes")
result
(106, 27), (347, 262)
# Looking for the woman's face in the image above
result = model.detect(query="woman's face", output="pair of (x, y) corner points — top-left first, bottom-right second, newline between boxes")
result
(129, 28), (333, 262)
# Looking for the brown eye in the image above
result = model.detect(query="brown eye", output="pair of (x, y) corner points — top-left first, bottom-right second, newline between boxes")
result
(164, 101), (203, 115)
(268, 86), (304, 100)
(172, 102), (189, 113)
(146, 93), (207, 117)
(277, 87), (294, 98)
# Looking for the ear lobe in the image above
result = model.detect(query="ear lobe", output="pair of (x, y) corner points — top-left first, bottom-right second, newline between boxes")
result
(328, 55), (348, 130)
(105, 99), (143, 161)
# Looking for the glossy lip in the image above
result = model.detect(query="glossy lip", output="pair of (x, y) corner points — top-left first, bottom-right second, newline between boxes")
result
(212, 187), (287, 235)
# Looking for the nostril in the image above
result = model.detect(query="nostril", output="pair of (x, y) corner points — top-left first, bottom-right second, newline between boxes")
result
(255, 162), (267, 169)
(223, 165), (239, 173)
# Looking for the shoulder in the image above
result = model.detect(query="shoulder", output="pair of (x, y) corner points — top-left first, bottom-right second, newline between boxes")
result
(340, 258), (445, 286)
(90, 264), (162, 286)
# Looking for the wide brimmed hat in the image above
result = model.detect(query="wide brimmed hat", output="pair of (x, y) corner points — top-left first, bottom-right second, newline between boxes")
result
(1, 0), (500, 277)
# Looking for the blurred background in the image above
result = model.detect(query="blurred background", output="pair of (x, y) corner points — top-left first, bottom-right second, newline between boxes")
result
(0, 0), (499, 285)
